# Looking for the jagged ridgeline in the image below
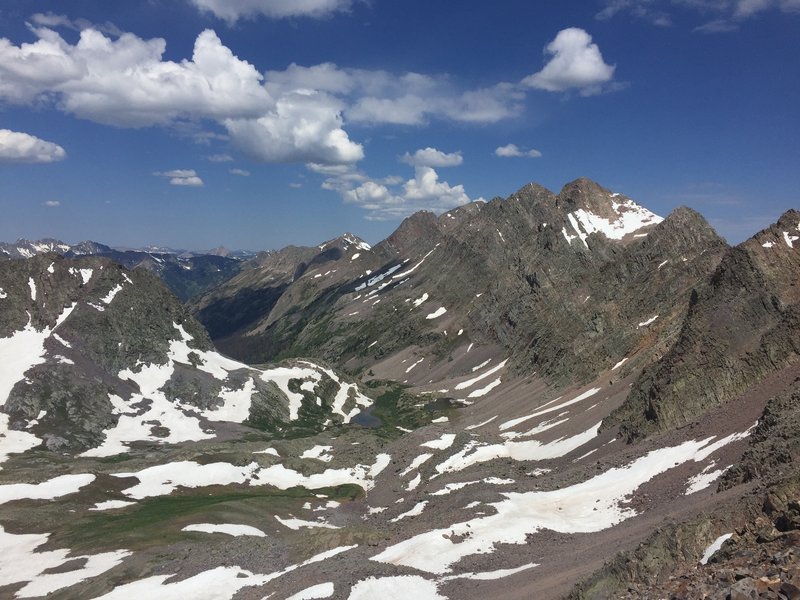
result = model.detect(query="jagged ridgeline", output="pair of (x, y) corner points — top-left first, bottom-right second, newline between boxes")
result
(607, 209), (800, 440)
(191, 178), (728, 387)
(0, 254), (374, 458)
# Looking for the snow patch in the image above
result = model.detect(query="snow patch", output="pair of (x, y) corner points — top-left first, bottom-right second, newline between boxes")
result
(426, 307), (447, 320)
(637, 315), (659, 328)
(182, 523), (267, 537)
(374, 430), (752, 575)
(700, 533), (733, 565)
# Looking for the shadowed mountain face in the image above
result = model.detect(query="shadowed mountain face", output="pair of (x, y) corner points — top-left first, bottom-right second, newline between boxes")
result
(192, 178), (728, 388)
(607, 209), (800, 440)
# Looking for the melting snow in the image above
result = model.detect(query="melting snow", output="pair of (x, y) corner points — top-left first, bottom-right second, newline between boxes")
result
(638, 315), (659, 328)
(394, 247), (437, 280)
(413, 293), (429, 307)
(498, 388), (599, 430)
(454, 360), (508, 391)
(27, 278), (36, 300)
(471, 359), (492, 372)
(467, 378), (502, 398)
(375, 430), (752, 574)
(0, 305), (76, 466)
(0, 288), (6, 299)
(286, 582), (335, 599)
(399, 453), (434, 477)
(254, 447), (280, 456)
(302, 445), (334, 462)
(421, 434), (456, 450)
(612, 358), (628, 371)
(94, 546), (356, 600)
(700, 533), (733, 565)
(406, 357), (425, 373)
(685, 462), (726, 495)
(90, 500), (136, 511)
(426, 307), (447, 320)
(182, 523), (267, 537)
(276, 516), (338, 530)
(113, 461), (257, 499)
(0, 474), (95, 505)
(391, 500), (428, 522)
(563, 200), (663, 248)
(69, 267), (93, 284)
(440, 562), (538, 581)
(464, 416), (497, 430)
(349, 576), (445, 600)
(434, 423), (600, 476)
(0, 526), (129, 599)
(354, 264), (403, 292)
(101, 284), (124, 305)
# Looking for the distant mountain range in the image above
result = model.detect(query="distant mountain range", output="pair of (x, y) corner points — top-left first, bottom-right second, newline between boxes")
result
(1, 177), (798, 599)
(0, 238), (255, 301)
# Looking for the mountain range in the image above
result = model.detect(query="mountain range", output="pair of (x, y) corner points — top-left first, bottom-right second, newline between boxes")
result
(1, 178), (798, 599)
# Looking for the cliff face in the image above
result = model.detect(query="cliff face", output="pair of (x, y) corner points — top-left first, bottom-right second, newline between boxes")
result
(607, 210), (800, 440)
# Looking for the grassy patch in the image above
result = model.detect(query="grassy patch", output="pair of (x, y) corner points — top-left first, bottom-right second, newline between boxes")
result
(366, 380), (445, 437)
(57, 484), (363, 552)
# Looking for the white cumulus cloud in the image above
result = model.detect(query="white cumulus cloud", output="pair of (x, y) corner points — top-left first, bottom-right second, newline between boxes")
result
(43, 200), (61, 207)
(319, 163), (473, 221)
(495, 144), (542, 158)
(523, 28), (616, 95)
(229, 168), (250, 176)
(0, 26), (364, 166)
(154, 169), (204, 187)
(190, 0), (355, 23)
(400, 147), (463, 168)
(0, 129), (66, 164)
(223, 90), (364, 164)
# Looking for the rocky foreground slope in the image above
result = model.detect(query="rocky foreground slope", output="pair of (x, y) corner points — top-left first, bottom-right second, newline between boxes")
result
(0, 179), (798, 599)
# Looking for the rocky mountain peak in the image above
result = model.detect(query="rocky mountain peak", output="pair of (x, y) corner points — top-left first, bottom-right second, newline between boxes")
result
(551, 178), (664, 246)
(646, 206), (726, 249)
(382, 210), (440, 255)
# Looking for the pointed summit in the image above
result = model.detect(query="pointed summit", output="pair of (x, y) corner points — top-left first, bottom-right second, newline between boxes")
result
(556, 178), (663, 247)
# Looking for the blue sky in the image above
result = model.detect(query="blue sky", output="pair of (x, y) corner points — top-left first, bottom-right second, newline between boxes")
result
(0, 0), (798, 250)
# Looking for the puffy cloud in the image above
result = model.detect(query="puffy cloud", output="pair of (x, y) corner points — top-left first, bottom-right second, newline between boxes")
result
(223, 90), (363, 164)
(523, 28), (616, 95)
(154, 169), (204, 186)
(208, 153), (233, 162)
(318, 163), (473, 221)
(400, 147), (463, 168)
(494, 144), (542, 158)
(0, 129), (66, 164)
(0, 26), (362, 165)
(43, 200), (61, 207)
(229, 168), (250, 176)
(189, 0), (354, 23)
(0, 27), (269, 124)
